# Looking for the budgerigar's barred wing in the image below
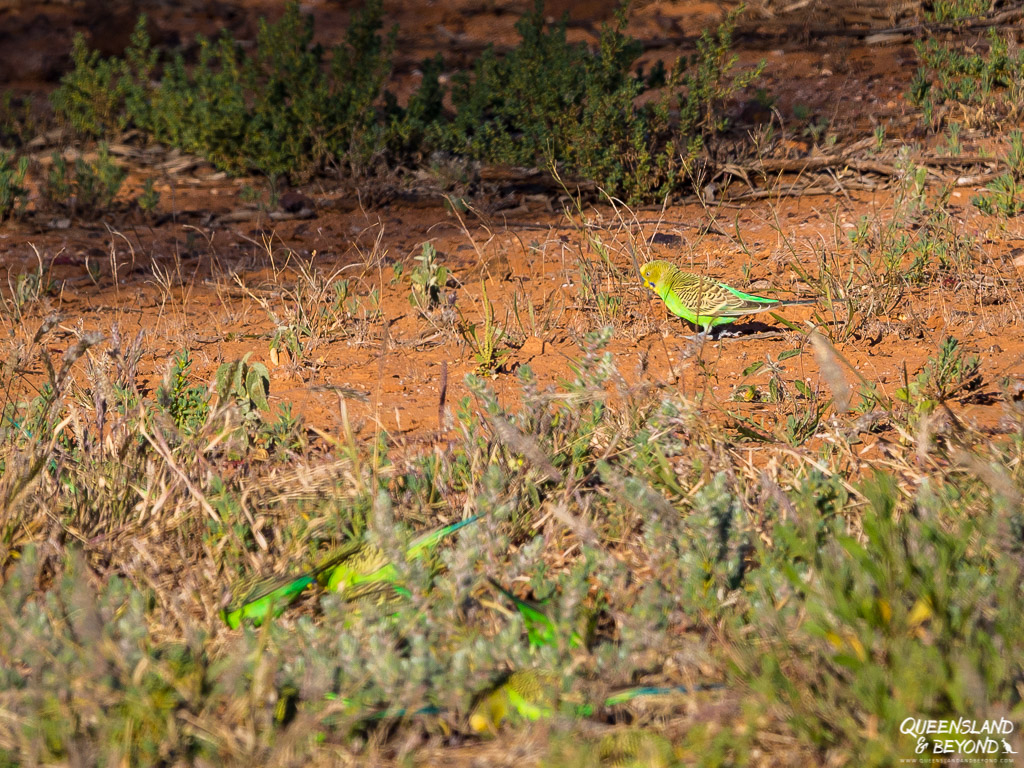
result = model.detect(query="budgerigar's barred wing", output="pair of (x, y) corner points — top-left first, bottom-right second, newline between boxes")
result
(667, 270), (779, 319)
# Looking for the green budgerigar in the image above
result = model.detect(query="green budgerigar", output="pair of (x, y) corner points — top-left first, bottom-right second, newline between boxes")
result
(221, 515), (480, 628)
(469, 669), (559, 734)
(468, 668), (724, 734)
(640, 260), (814, 336)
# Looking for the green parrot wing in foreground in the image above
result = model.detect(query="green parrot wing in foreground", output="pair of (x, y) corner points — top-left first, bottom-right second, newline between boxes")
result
(640, 260), (814, 333)
(221, 515), (480, 628)
(319, 514), (481, 596)
(322, 692), (440, 721)
(487, 577), (583, 649)
(221, 537), (381, 629)
(221, 572), (318, 630)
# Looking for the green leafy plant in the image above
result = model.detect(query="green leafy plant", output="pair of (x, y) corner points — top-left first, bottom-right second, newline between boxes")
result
(155, 350), (209, 436)
(971, 172), (1023, 217)
(270, 323), (308, 365)
(908, 27), (1024, 129)
(895, 336), (982, 419)
(733, 349), (801, 405)
(258, 402), (306, 458)
(460, 281), (509, 376)
(925, 0), (990, 23)
(0, 91), (35, 148)
(137, 178), (160, 215)
(215, 353), (270, 419)
(408, 242), (449, 312)
(51, 29), (143, 137)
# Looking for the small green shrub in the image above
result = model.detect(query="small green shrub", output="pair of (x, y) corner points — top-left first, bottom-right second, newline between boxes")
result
(895, 336), (982, 420)
(137, 178), (160, 215)
(971, 130), (1024, 217)
(925, 0), (991, 23)
(0, 91), (35, 148)
(51, 25), (150, 137)
(408, 242), (449, 312)
(459, 282), (509, 376)
(908, 27), (1024, 128)
(155, 350), (209, 436)
(214, 353), (270, 418)
(43, 143), (127, 216)
(0, 152), (28, 220)
(971, 172), (1023, 217)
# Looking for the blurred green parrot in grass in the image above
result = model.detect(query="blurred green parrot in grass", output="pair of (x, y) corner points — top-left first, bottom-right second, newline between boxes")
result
(221, 515), (480, 628)
(469, 668), (723, 734)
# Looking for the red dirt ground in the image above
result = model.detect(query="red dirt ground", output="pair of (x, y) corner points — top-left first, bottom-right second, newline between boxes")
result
(2, 0), (1023, 460)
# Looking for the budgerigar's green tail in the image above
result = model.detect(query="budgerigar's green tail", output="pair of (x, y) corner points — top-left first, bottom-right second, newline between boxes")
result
(602, 683), (724, 707)
(222, 515), (481, 628)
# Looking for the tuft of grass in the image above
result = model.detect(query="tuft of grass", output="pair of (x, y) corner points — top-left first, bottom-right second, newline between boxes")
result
(972, 129), (1024, 217)
(460, 281), (509, 376)
(156, 350), (210, 436)
(895, 335), (982, 422)
(0, 152), (29, 221)
(136, 178), (160, 216)
(408, 242), (449, 313)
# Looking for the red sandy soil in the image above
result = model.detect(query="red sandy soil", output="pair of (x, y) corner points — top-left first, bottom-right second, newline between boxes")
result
(2, 0), (1023, 458)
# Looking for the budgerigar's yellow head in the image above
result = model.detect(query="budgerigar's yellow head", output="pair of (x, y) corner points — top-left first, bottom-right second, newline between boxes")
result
(469, 690), (506, 735)
(640, 261), (674, 292)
